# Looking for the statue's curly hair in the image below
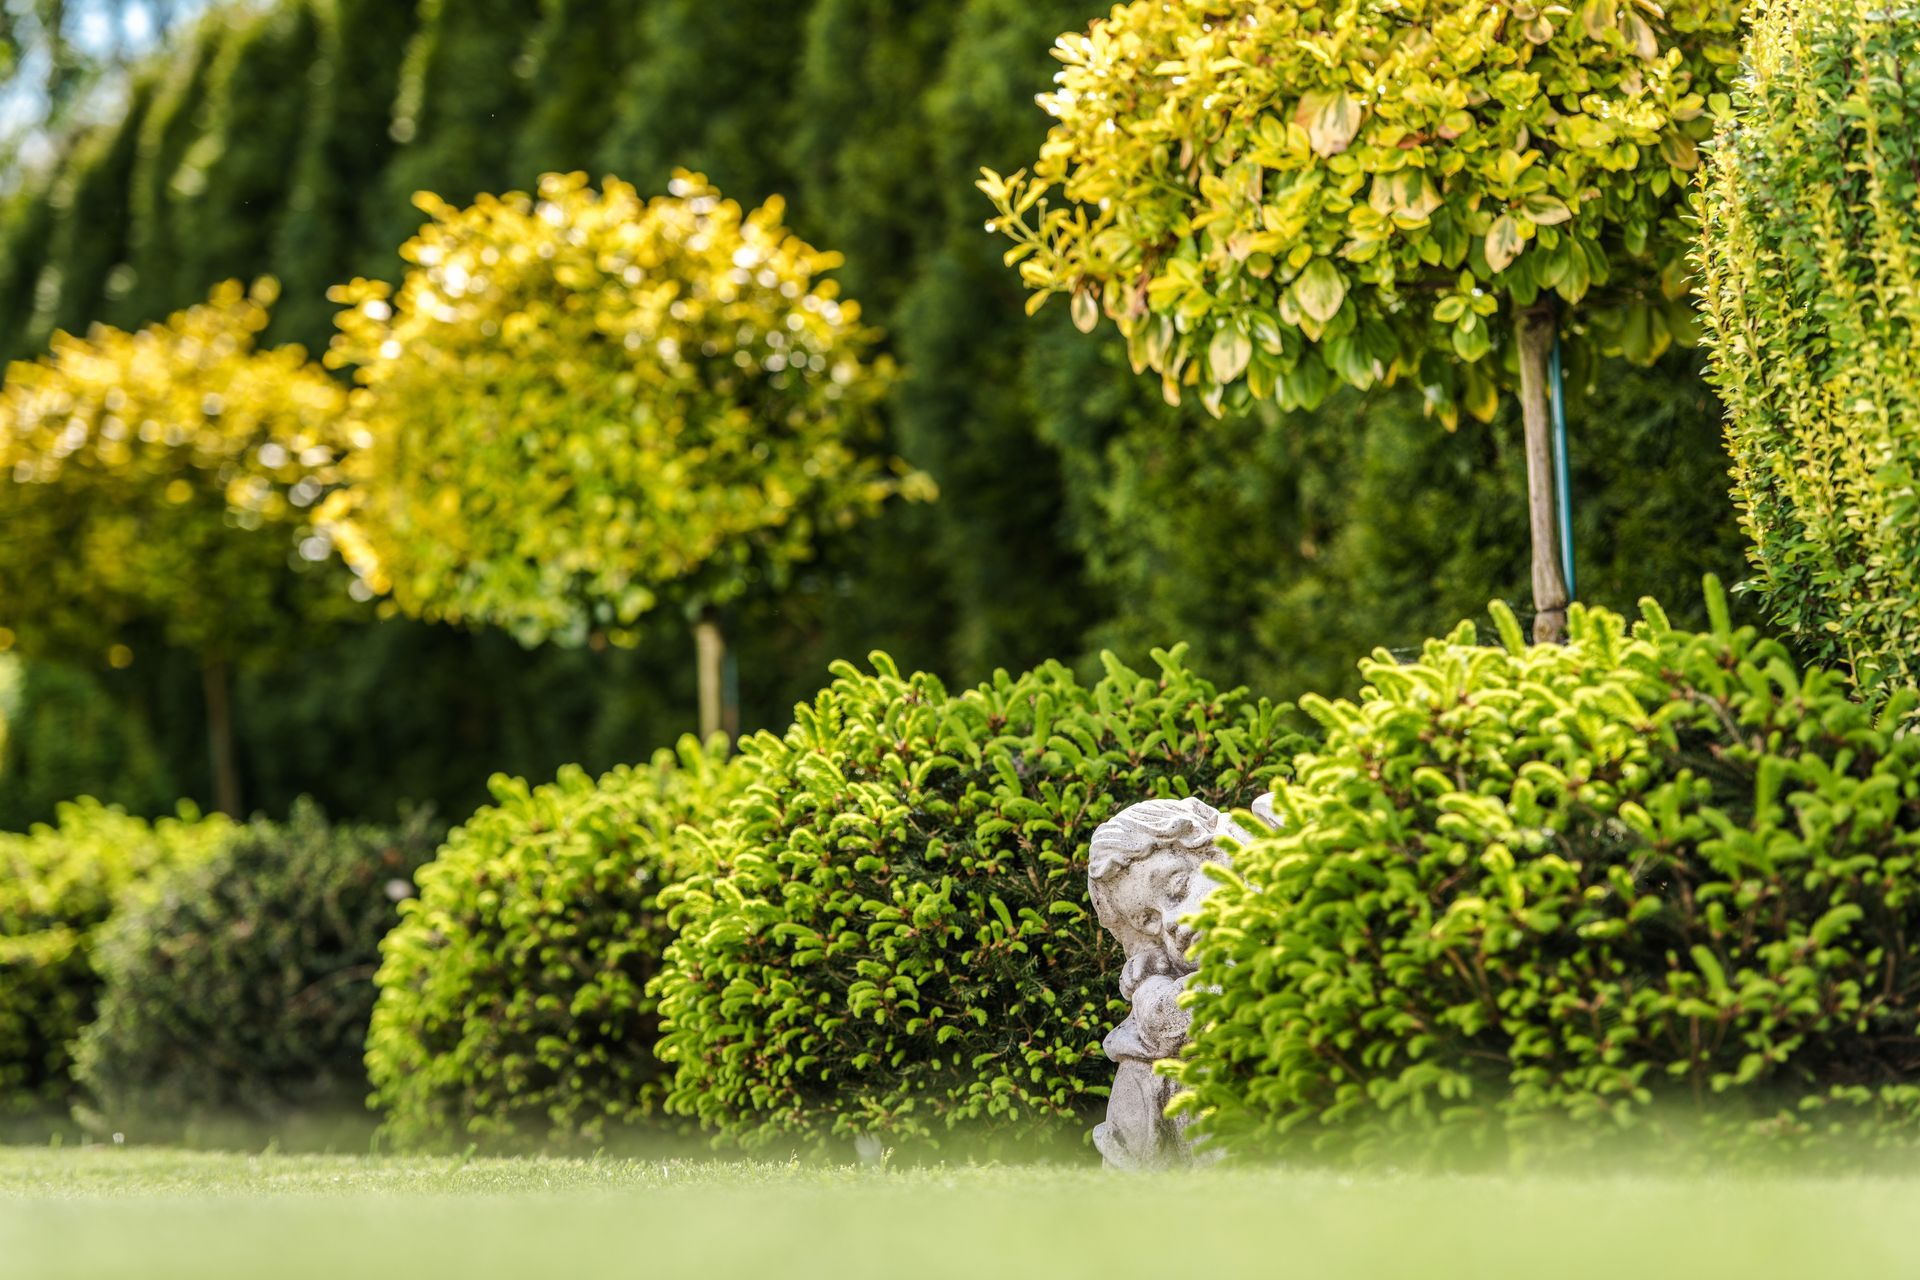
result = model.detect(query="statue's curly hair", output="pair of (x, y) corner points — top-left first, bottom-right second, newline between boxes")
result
(1087, 798), (1230, 933)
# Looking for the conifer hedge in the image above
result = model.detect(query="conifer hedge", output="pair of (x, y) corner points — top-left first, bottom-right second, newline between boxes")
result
(1698, 0), (1920, 695)
(653, 648), (1294, 1151)
(1181, 584), (1920, 1166)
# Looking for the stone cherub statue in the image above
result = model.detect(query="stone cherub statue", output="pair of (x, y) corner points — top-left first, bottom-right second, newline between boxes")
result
(1086, 794), (1275, 1170)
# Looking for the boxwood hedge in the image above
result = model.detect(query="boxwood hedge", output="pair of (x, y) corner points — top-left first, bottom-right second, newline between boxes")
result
(1180, 583), (1920, 1166)
(365, 737), (733, 1150)
(653, 646), (1295, 1152)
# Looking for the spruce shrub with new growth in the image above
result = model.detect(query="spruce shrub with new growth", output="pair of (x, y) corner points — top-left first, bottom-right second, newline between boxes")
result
(74, 802), (441, 1145)
(654, 647), (1295, 1151)
(365, 738), (733, 1151)
(0, 801), (229, 1131)
(1180, 582), (1920, 1167)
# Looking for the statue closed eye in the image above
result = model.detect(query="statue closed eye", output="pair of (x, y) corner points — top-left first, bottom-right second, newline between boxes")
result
(1085, 794), (1276, 1170)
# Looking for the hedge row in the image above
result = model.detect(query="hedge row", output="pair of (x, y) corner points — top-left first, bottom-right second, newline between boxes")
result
(0, 799), (436, 1143)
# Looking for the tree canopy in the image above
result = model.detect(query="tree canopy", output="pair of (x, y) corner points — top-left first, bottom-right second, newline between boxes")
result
(324, 171), (924, 648)
(0, 278), (351, 667)
(981, 0), (1744, 423)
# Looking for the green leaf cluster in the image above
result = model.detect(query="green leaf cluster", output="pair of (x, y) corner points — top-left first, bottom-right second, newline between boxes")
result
(365, 737), (735, 1151)
(652, 647), (1297, 1151)
(0, 279), (356, 668)
(74, 801), (442, 1145)
(325, 171), (927, 648)
(982, 0), (1743, 422)
(1180, 582), (1920, 1166)
(0, 800), (231, 1131)
(1697, 0), (1920, 696)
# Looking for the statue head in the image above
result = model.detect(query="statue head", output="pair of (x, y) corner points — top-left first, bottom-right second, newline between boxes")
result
(1087, 797), (1234, 980)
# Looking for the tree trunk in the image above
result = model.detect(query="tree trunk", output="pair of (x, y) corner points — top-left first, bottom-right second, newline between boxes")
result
(1516, 302), (1571, 645)
(202, 658), (242, 817)
(692, 606), (734, 743)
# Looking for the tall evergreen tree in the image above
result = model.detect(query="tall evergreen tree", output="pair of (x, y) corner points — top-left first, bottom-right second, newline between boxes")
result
(120, 13), (224, 328)
(884, 0), (1109, 676)
(788, 0), (947, 314)
(0, 173), (60, 362)
(25, 80), (157, 349)
(372, 0), (543, 260)
(167, 1), (320, 297)
(596, 0), (813, 203)
(271, 0), (425, 347)
(509, 0), (643, 181)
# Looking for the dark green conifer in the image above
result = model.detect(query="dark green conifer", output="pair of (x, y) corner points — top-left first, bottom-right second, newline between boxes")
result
(372, 0), (543, 261)
(271, 0), (425, 347)
(166, 1), (320, 298)
(120, 14), (225, 327)
(509, 0), (644, 181)
(24, 80), (157, 348)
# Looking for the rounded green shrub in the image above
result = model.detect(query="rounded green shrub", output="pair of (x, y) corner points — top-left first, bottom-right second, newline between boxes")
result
(1181, 582), (1920, 1166)
(74, 801), (441, 1144)
(653, 647), (1295, 1152)
(0, 800), (229, 1131)
(365, 737), (733, 1151)
(1698, 0), (1920, 694)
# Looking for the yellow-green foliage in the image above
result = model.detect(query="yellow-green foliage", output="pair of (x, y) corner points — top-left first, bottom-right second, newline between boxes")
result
(326, 171), (926, 648)
(365, 738), (735, 1151)
(653, 649), (1296, 1152)
(981, 0), (1743, 422)
(0, 800), (231, 1124)
(1697, 0), (1920, 694)
(1181, 585), (1920, 1167)
(0, 280), (352, 666)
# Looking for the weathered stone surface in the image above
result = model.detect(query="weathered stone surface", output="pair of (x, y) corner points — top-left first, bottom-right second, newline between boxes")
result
(1087, 795), (1273, 1170)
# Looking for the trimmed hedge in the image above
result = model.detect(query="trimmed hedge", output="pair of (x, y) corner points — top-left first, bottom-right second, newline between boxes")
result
(653, 646), (1295, 1151)
(365, 737), (734, 1151)
(1699, 0), (1920, 694)
(0, 801), (229, 1129)
(1180, 583), (1920, 1166)
(74, 802), (441, 1144)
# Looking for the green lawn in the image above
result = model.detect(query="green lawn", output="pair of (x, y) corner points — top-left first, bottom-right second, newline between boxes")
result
(3, 1144), (1918, 1279)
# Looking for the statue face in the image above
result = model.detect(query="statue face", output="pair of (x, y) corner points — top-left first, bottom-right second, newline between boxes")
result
(1100, 847), (1218, 975)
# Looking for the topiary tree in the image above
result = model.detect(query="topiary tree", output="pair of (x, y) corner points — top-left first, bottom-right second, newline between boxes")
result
(365, 737), (733, 1151)
(1697, 0), (1920, 696)
(74, 800), (442, 1146)
(0, 799), (231, 1135)
(981, 0), (1745, 641)
(325, 171), (926, 740)
(1181, 583), (1920, 1167)
(0, 279), (355, 815)
(652, 646), (1296, 1153)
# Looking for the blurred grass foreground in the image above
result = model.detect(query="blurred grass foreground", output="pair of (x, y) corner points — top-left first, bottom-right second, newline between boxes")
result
(6, 1146), (1920, 1280)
